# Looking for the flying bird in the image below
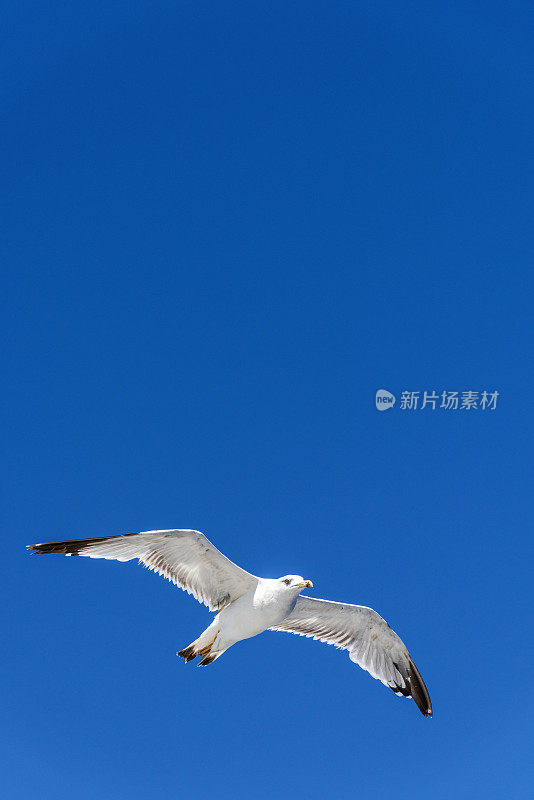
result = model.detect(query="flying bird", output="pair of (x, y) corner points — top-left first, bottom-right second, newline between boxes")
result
(28, 529), (432, 716)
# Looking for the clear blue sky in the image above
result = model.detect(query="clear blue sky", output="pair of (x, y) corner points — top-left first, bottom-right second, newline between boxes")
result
(3, 2), (533, 798)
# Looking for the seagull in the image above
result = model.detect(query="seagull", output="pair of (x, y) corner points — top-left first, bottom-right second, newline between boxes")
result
(28, 528), (432, 717)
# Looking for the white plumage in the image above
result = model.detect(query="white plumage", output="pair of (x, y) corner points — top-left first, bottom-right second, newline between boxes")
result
(28, 528), (432, 716)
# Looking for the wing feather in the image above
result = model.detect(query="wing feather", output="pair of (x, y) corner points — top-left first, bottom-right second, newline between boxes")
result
(272, 595), (432, 717)
(27, 530), (258, 611)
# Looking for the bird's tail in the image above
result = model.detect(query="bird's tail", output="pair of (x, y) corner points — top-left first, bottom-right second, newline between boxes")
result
(177, 628), (227, 666)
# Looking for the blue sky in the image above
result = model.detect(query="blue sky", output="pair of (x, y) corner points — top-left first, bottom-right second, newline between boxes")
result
(3, 2), (533, 798)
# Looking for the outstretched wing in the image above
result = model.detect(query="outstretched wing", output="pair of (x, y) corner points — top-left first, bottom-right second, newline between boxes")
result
(28, 529), (258, 611)
(272, 595), (432, 716)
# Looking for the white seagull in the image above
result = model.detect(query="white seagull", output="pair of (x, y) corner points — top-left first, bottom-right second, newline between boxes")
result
(28, 528), (432, 716)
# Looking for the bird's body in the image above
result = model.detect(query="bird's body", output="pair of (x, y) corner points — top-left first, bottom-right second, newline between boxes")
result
(182, 577), (308, 664)
(28, 529), (432, 716)
(217, 578), (303, 642)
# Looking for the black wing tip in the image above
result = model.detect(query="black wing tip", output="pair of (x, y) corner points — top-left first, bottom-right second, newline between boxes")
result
(27, 541), (80, 555)
(390, 657), (433, 717)
(409, 657), (433, 718)
(27, 531), (144, 556)
(26, 536), (116, 555)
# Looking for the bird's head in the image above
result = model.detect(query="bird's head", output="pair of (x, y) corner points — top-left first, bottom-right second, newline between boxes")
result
(278, 575), (313, 592)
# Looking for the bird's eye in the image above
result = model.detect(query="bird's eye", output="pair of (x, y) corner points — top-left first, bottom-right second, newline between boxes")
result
(282, 578), (291, 585)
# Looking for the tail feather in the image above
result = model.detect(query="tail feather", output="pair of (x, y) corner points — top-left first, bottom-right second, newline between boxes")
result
(177, 641), (227, 666)
(177, 626), (226, 666)
(198, 653), (217, 666)
(177, 645), (198, 663)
